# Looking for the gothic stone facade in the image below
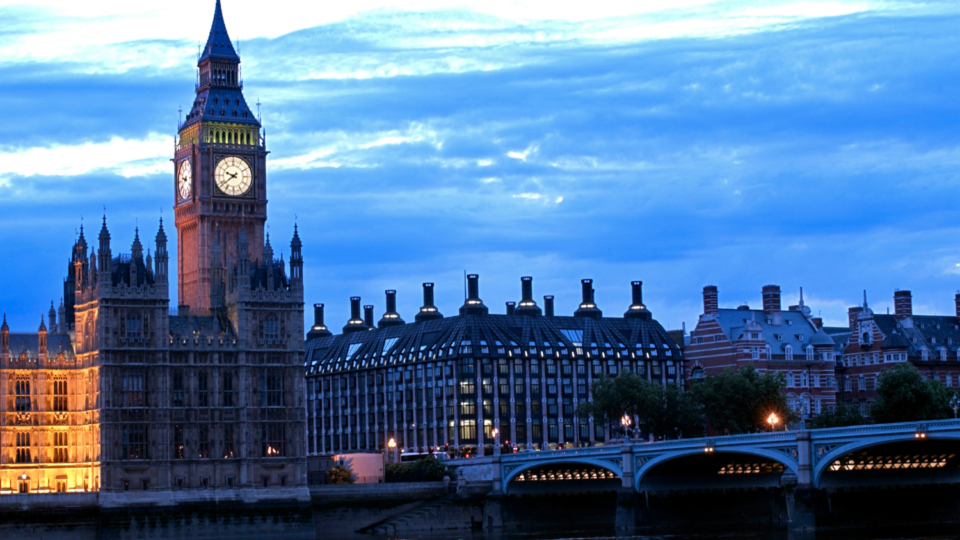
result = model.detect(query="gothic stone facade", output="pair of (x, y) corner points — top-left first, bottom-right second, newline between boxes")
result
(0, 1), (307, 504)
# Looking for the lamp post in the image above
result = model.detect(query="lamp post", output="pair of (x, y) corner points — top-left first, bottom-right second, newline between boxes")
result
(950, 395), (959, 419)
(388, 437), (397, 463)
(620, 413), (632, 444)
(492, 428), (500, 456)
(767, 413), (780, 432)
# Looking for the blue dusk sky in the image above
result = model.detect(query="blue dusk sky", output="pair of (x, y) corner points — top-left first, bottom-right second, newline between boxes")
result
(1, 0), (958, 332)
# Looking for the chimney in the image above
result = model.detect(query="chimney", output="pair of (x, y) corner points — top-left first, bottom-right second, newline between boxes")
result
(343, 297), (366, 333)
(307, 303), (332, 339)
(515, 276), (541, 316)
(624, 280), (651, 319)
(703, 286), (719, 316)
(574, 279), (602, 318)
(894, 290), (912, 318)
(506, 302), (516, 316)
(762, 285), (781, 315)
(812, 317), (823, 330)
(379, 290), (405, 328)
(847, 307), (861, 330)
(459, 274), (488, 316)
(364, 305), (375, 328)
(544, 295), (555, 317)
(416, 283), (443, 322)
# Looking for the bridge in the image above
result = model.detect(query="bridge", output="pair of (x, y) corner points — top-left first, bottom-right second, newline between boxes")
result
(454, 419), (960, 531)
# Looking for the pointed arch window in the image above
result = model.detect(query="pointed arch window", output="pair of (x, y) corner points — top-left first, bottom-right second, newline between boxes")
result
(15, 377), (30, 411)
(264, 314), (279, 342)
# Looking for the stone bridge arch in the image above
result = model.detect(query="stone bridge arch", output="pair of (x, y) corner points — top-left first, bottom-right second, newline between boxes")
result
(635, 446), (800, 492)
(813, 432), (960, 488)
(503, 456), (624, 495)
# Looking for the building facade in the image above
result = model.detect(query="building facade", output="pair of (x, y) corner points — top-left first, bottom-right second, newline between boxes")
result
(685, 285), (840, 417)
(0, 0), (307, 503)
(305, 276), (685, 456)
(838, 290), (960, 416)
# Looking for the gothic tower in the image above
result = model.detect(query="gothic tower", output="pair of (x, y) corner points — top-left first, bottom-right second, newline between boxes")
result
(174, 0), (267, 315)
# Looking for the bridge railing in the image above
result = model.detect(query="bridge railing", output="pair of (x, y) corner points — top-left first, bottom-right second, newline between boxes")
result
(808, 418), (960, 441)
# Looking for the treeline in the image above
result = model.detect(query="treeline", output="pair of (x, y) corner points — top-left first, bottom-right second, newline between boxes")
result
(576, 363), (958, 439)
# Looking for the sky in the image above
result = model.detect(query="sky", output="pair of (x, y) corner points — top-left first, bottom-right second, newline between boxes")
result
(1, 0), (959, 333)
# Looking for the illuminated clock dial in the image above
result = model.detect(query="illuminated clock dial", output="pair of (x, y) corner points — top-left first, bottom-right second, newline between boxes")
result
(215, 156), (252, 196)
(177, 160), (192, 200)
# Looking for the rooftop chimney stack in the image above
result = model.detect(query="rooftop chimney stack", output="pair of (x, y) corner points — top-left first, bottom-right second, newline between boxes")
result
(515, 276), (542, 316)
(762, 285), (781, 315)
(544, 295), (555, 317)
(343, 297), (366, 333)
(307, 303), (332, 339)
(506, 302), (516, 316)
(416, 283), (443, 322)
(379, 290), (405, 328)
(894, 290), (913, 318)
(624, 280), (651, 319)
(812, 317), (823, 330)
(703, 286), (719, 316)
(363, 305), (375, 328)
(460, 274), (489, 315)
(574, 279), (602, 318)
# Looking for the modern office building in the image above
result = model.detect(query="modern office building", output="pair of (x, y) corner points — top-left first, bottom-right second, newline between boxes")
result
(305, 276), (685, 456)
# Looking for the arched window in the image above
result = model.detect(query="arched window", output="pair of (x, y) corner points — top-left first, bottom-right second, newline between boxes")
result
(15, 377), (30, 411)
(784, 345), (793, 361)
(264, 314), (279, 341)
(53, 377), (68, 412)
(691, 366), (705, 380)
(806, 346), (814, 361)
(126, 311), (142, 339)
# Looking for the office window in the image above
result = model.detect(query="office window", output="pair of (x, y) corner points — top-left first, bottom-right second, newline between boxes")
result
(262, 423), (285, 457)
(459, 419), (476, 440)
(263, 372), (283, 407)
(123, 370), (146, 407)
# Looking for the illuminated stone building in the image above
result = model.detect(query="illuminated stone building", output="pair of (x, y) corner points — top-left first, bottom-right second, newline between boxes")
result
(0, 0), (307, 504)
(305, 276), (685, 456)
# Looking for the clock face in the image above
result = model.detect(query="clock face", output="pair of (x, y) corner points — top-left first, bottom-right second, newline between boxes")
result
(177, 160), (192, 200)
(215, 156), (252, 196)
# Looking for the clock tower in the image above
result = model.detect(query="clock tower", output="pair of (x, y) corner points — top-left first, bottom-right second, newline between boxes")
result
(174, 0), (267, 315)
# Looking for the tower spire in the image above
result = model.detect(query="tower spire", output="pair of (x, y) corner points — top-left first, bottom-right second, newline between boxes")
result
(199, 0), (240, 64)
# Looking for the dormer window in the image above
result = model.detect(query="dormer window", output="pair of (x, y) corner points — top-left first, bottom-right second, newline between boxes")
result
(214, 97), (219, 104)
(796, 335), (804, 342)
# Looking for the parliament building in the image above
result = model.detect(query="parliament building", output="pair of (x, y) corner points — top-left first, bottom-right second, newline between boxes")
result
(0, 1), (307, 504)
(305, 276), (685, 456)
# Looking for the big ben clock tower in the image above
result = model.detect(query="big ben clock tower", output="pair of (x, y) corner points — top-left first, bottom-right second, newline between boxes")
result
(174, 0), (267, 315)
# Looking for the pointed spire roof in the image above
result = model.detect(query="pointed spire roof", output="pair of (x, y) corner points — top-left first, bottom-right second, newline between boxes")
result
(77, 223), (87, 249)
(49, 301), (56, 316)
(39, 314), (46, 332)
(99, 215), (110, 242)
(132, 227), (143, 257)
(291, 223), (301, 249)
(1, 313), (8, 332)
(199, 0), (240, 64)
(155, 217), (167, 244)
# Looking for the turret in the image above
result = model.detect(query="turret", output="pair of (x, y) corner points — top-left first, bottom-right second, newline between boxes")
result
(48, 301), (57, 334)
(98, 215), (111, 274)
(130, 228), (142, 286)
(38, 315), (47, 360)
(155, 218), (168, 282)
(290, 224), (303, 284)
(57, 299), (66, 335)
(264, 233), (274, 288)
(0, 314), (7, 354)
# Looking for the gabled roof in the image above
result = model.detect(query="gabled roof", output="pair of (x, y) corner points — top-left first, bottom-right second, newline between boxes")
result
(305, 312), (683, 376)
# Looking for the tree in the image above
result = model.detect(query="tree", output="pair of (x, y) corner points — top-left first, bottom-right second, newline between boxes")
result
(575, 373), (702, 440)
(811, 402), (866, 429)
(688, 365), (794, 434)
(325, 464), (354, 485)
(385, 458), (448, 483)
(870, 363), (956, 423)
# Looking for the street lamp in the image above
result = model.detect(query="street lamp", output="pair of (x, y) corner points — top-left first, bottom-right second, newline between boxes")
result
(492, 428), (500, 455)
(388, 437), (397, 463)
(950, 395), (959, 420)
(621, 414), (633, 444)
(767, 413), (780, 432)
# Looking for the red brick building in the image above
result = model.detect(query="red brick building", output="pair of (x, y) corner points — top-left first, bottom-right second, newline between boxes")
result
(686, 285), (840, 418)
(839, 290), (960, 416)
